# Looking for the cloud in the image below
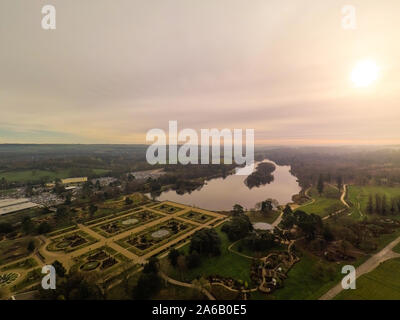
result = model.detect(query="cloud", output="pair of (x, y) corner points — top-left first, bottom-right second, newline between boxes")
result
(0, 0), (400, 144)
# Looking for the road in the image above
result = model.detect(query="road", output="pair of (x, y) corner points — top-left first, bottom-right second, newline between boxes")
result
(319, 234), (400, 300)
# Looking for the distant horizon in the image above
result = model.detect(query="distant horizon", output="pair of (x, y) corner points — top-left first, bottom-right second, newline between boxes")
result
(1, 1), (400, 146)
(0, 142), (399, 148)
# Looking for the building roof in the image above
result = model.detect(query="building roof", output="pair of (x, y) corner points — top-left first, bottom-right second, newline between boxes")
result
(61, 177), (87, 184)
(0, 198), (39, 216)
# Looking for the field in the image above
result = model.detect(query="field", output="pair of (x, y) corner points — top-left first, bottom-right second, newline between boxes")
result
(247, 210), (280, 224)
(0, 258), (38, 271)
(0, 237), (38, 266)
(296, 186), (345, 218)
(335, 258), (400, 300)
(0, 168), (109, 183)
(346, 185), (400, 219)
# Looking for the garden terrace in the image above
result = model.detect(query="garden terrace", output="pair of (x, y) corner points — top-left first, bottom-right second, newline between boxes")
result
(0, 272), (19, 287)
(0, 237), (39, 266)
(70, 246), (131, 275)
(116, 219), (195, 256)
(90, 210), (164, 238)
(179, 210), (215, 224)
(46, 231), (98, 253)
(152, 203), (184, 214)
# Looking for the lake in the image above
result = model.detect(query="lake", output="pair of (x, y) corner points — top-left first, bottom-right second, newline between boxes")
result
(152, 159), (301, 211)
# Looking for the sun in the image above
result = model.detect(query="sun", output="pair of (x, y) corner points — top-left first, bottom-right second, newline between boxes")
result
(351, 59), (380, 87)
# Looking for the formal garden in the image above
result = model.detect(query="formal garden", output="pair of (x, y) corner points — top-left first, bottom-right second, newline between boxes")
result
(0, 272), (19, 287)
(90, 210), (164, 237)
(46, 231), (98, 253)
(116, 219), (195, 256)
(179, 210), (215, 224)
(70, 246), (131, 275)
(152, 203), (184, 214)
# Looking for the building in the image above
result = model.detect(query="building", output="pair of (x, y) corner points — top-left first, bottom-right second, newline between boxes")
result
(0, 198), (39, 216)
(61, 177), (87, 185)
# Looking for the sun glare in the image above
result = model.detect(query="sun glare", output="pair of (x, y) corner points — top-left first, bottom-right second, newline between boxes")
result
(351, 59), (380, 87)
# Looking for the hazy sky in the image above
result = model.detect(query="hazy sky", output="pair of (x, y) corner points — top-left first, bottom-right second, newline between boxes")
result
(1, 0), (400, 144)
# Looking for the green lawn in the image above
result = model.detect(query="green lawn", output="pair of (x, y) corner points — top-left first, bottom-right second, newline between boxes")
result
(346, 185), (400, 219)
(0, 168), (110, 183)
(393, 242), (400, 254)
(0, 169), (70, 182)
(248, 210), (280, 224)
(335, 258), (400, 300)
(295, 186), (345, 218)
(163, 225), (253, 284)
(0, 237), (38, 266)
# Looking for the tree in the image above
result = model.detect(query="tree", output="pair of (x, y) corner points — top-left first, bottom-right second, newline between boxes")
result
(53, 260), (66, 277)
(243, 231), (275, 251)
(390, 198), (397, 215)
(0, 222), (14, 234)
(64, 194), (72, 205)
(232, 204), (244, 216)
(25, 184), (33, 197)
(27, 240), (35, 252)
(176, 255), (186, 279)
(168, 249), (180, 267)
(317, 174), (324, 195)
(143, 257), (159, 274)
(0, 177), (8, 190)
(89, 204), (98, 217)
(37, 222), (51, 234)
(375, 194), (382, 215)
(132, 273), (162, 300)
(187, 251), (201, 269)
(221, 215), (253, 241)
(261, 200), (273, 213)
(283, 204), (293, 217)
(382, 194), (388, 215)
(39, 272), (102, 300)
(367, 194), (374, 214)
(336, 176), (343, 191)
(125, 197), (133, 205)
(22, 216), (34, 234)
(190, 228), (221, 256)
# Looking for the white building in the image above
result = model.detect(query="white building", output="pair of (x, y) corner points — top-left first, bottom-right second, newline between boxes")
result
(0, 198), (39, 216)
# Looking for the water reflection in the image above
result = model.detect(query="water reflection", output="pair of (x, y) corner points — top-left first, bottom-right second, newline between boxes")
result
(152, 160), (301, 211)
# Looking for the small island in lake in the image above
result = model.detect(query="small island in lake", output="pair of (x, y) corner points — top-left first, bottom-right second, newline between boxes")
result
(245, 162), (276, 188)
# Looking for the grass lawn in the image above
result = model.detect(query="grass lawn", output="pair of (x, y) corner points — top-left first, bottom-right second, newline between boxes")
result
(393, 242), (400, 254)
(295, 186), (345, 218)
(163, 225), (253, 284)
(0, 168), (110, 183)
(346, 185), (400, 220)
(0, 237), (38, 266)
(248, 210), (280, 224)
(0, 257), (38, 271)
(231, 239), (286, 259)
(334, 257), (400, 300)
(0, 169), (71, 182)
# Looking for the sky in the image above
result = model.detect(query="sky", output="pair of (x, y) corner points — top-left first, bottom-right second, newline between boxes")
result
(1, 0), (400, 145)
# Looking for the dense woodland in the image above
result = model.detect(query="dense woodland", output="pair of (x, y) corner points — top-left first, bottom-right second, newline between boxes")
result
(256, 146), (400, 189)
